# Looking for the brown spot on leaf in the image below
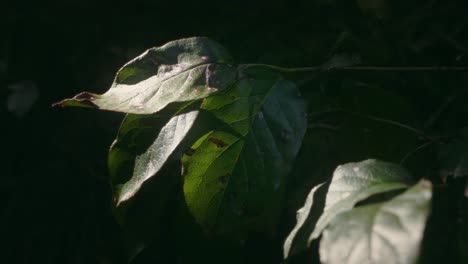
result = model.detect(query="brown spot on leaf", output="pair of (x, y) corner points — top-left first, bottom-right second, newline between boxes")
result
(209, 137), (227, 148)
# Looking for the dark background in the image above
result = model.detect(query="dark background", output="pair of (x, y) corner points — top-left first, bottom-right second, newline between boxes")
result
(3, 0), (468, 263)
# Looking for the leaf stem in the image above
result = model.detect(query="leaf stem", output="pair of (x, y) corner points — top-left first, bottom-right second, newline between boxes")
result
(337, 66), (468, 71)
(243, 64), (321, 72)
(243, 64), (468, 72)
(345, 110), (437, 142)
(400, 141), (435, 165)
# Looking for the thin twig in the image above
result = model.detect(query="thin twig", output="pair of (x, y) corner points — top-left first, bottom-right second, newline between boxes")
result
(400, 141), (435, 165)
(308, 123), (341, 131)
(241, 64), (321, 72)
(308, 109), (342, 118)
(339, 66), (468, 71)
(424, 92), (457, 129)
(242, 64), (468, 72)
(345, 110), (437, 142)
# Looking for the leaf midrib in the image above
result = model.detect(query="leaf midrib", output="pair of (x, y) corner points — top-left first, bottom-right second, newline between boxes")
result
(108, 61), (229, 109)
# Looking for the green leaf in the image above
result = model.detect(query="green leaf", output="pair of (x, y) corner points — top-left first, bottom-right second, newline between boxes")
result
(113, 164), (181, 262)
(311, 160), (413, 241)
(116, 110), (199, 204)
(108, 116), (170, 193)
(56, 37), (237, 114)
(106, 107), (190, 259)
(283, 183), (327, 258)
(107, 101), (203, 204)
(182, 66), (307, 237)
(319, 180), (432, 264)
(284, 159), (413, 257)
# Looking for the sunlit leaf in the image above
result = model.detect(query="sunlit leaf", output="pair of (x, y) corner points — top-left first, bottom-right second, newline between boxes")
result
(284, 159), (413, 257)
(283, 183), (327, 258)
(116, 110), (199, 204)
(311, 160), (413, 240)
(108, 113), (172, 189)
(320, 180), (432, 264)
(182, 66), (307, 237)
(55, 37), (237, 114)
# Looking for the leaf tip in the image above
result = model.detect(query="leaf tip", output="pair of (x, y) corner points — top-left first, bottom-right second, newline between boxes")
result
(115, 190), (134, 207)
(53, 92), (100, 109)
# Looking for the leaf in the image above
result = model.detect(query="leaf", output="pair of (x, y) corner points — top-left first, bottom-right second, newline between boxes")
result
(106, 107), (194, 259)
(108, 101), (203, 204)
(319, 180), (432, 264)
(113, 164), (182, 262)
(312, 160), (413, 240)
(284, 159), (413, 257)
(283, 183), (327, 258)
(108, 111), (175, 186)
(55, 37), (237, 114)
(182, 66), (307, 237)
(113, 108), (200, 204)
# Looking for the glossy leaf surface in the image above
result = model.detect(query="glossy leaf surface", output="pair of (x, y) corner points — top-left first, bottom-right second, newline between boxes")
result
(56, 37), (237, 114)
(182, 66), (307, 237)
(117, 110), (199, 204)
(320, 180), (432, 264)
(284, 159), (413, 257)
(283, 183), (327, 258)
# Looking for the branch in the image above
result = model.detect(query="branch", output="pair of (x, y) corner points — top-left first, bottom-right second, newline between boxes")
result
(243, 64), (468, 72)
(339, 66), (468, 71)
(400, 141), (435, 165)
